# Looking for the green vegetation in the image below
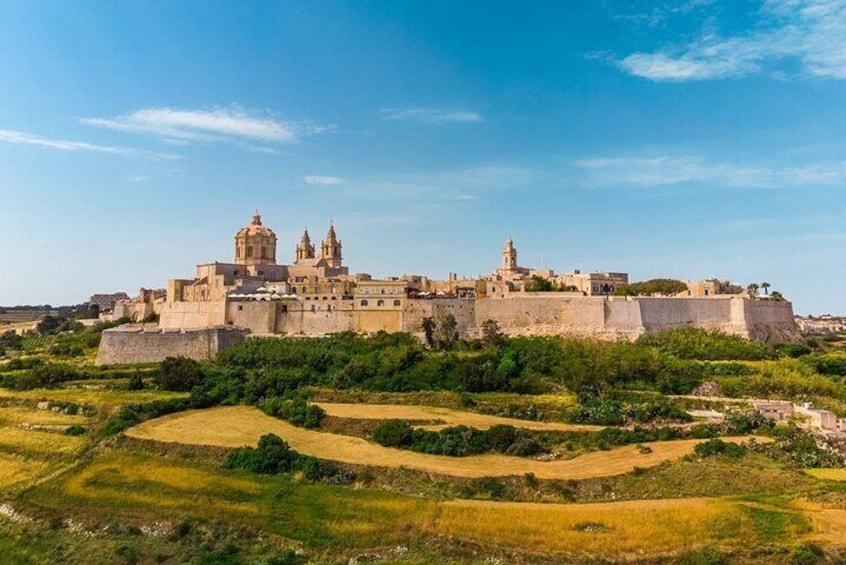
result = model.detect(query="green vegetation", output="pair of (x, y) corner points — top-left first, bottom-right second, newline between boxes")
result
(372, 420), (546, 456)
(615, 278), (689, 296)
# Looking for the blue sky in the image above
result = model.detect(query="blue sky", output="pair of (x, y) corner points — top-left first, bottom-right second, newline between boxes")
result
(0, 0), (844, 314)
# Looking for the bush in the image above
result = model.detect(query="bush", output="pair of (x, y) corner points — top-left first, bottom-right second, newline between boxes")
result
(694, 438), (746, 459)
(372, 419), (414, 447)
(100, 397), (192, 436)
(779, 343), (813, 358)
(261, 396), (325, 428)
(156, 356), (204, 392)
(225, 433), (299, 474)
(65, 425), (87, 436)
(637, 328), (775, 361)
(127, 371), (144, 391)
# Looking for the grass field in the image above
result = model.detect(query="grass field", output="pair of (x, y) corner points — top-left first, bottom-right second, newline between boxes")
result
(315, 402), (600, 432)
(19, 448), (841, 562)
(804, 468), (846, 482)
(126, 406), (763, 480)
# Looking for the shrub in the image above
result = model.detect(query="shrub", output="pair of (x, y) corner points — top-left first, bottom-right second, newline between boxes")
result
(156, 356), (204, 392)
(65, 425), (87, 436)
(636, 328), (775, 361)
(694, 438), (746, 459)
(262, 396), (325, 428)
(100, 397), (192, 436)
(779, 343), (813, 358)
(127, 371), (144, 391)
(372, 419), (414, 447)
(225, 433), (299, 474)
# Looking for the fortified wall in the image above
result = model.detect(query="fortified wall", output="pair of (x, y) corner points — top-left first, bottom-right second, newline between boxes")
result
(403, 295), (801, 343)
(96, 325), (248, 365)
(97, 296), (799, 365)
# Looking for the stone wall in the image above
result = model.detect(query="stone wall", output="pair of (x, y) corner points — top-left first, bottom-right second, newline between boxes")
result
(155, 294), (801, 346)
(96, 326), (248, 365)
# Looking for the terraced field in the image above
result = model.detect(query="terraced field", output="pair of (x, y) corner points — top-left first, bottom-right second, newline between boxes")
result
(126, 406), (763, 480)
(315, 401), (601, 431)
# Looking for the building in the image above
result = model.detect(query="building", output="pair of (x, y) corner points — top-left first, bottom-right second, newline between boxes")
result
(89, 292), (130, 313)
(97, 213), (802, 365)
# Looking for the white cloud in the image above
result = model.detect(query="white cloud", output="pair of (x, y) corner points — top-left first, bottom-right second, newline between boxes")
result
(380, 107), (483, 124)
(574, 155), (846, 188)
(618, 0), (846, 81)
(0, 128), (178, 159)
(304, 175), (346, 186)
(120, 174), (152, 183)
(81, 106), (329, 145)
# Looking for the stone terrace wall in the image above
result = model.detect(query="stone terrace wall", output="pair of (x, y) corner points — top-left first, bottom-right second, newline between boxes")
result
(96, 326), (248, 365)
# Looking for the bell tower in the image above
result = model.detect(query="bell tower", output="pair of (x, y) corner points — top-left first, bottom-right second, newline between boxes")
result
(502, 237), (518, 271)
(320, 224), (343, 268)
(295, 228), (315, 263)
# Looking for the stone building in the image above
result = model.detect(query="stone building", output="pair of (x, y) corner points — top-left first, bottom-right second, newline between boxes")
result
(98, 213), (802, 364)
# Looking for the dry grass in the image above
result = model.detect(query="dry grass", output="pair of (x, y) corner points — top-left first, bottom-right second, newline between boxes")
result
(0, 388), (186, 412)
(0, 406), (87, 427)
(127, 406), (760, 480)
(0, 453), (49, 491)
(0, 427), (86, 456)
(315, 402), (600, 432)
(437, 497), (732, 558)
(804, 468), (846, 482)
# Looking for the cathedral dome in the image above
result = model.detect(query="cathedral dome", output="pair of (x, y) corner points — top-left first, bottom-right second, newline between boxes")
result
(236, 213), (276, 238)
(234, 212), (278, 266)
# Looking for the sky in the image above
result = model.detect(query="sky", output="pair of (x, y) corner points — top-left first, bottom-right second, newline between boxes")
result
(0, 0), (844, 315)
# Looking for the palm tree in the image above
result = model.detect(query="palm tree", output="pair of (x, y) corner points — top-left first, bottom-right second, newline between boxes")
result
(761, 282), (771, 295)
(747, 283), (760, 297)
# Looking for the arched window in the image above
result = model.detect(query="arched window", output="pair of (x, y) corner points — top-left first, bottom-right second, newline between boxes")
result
(377, 299), (384, 306)
(246, 246), (253, 258)
(393, 299), (401, 306)
(302, 286), (307, 294)
(311, 305), (316, 312)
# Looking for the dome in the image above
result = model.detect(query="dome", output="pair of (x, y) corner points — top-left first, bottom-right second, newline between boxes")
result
(236, 212), (276, 238)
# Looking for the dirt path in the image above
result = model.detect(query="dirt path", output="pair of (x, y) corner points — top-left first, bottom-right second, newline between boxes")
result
(126, 406), (762, 480)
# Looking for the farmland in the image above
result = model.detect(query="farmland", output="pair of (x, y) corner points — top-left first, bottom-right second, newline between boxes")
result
(1, 326), (846, 563)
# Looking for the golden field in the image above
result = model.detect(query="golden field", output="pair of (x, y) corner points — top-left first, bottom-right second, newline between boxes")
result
(315, 401), (601, 431)
(126, 406), (763, 480)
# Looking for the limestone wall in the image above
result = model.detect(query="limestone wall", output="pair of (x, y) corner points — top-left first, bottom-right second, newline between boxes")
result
(159, 301), (226, 329)
(96, 326), (248, 365)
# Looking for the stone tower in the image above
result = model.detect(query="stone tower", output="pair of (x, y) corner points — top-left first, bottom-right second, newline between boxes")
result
(295, 228), (315, 263)
(234, 212), (277, 266)
(502, 237), (518, 271)
(320, 224), (343, 268)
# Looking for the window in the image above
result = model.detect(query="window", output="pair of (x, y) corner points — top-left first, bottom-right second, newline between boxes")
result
(302, 286), (307, 294)
(311, 305), (316, 312)
(237, 305), (243, 311)
(261, 247), (267, 259)
(393, 299), (401, 306)
(360, 299), (368, 306)
(377, 299), (384, 306)
(704, 289), (710, 296)
(281, 305), (288, 313)
(246, 246), (253, 258)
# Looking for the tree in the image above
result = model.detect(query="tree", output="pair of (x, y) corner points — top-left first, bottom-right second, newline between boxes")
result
(156, 356), (204, 392)
(747, 283), (760, 297)
(615, 279), (688, 297)
(421, 317), (436, 349)
(480, 319), (506, 349)
(434, 313), (458, 351)
(761, 282), (771, 295)
(524, 275), (553, 292)
(770, 291), (785, 302)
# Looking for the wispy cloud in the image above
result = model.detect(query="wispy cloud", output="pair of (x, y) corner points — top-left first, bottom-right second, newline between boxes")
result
(574, 155), (846, 188)
(380, 107), (483, 124)
(0, 128), (178, 159)
(304, 175), (346, 186)
(81, 106), (331, 145)
(618, 0), (846, 81)
(120, 174), (152, 183)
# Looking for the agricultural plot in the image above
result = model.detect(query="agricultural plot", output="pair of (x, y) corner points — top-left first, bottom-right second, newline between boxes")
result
(126, 406), (763, 480)
(315, 401), (601, 431)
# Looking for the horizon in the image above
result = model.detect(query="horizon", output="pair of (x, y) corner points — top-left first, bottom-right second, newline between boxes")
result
(2, 1), (845, 316)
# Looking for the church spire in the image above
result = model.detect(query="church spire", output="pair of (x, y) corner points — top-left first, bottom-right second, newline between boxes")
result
(321, 223), (343, 268)
(295, 226), (315, 263)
